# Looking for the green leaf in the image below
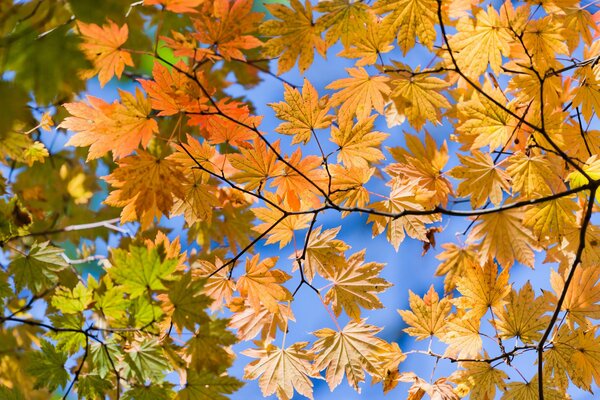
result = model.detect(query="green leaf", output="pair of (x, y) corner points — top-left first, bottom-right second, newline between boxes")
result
(186, 319), (238, 373)
(164, 272), (211, 333)
(108, 245), (178, 298)
(123, 338), (169, 382)
(0, 385), (25, 400)
(176, 371), (243, 400)
(10, 241), (68, 294)
(90, 341), (121, 380)
(123, 383), (175, 400)
(26, 340), (69, 392)
(51, 281), (93, 314)
(76, 374), (113, 399)
(48, 313), (86, 354)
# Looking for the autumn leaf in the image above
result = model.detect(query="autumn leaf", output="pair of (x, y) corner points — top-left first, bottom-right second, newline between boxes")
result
(326, 67), (390, 120)
(260, 0), (326, 74)
(323, 249), (391, 320)
(449, 150), (511, 208)
(298, 225), (350, 282)
(237, 255), (292, 312)
(103, 151), (186, 229)
(145, 0), (203, 13)
(312, 320), (395, 392)
(77, 20), (133, 87)
(331, 114), (388, 169)
(315, 0), (369, 46)
(270, 79), (333, 145)
(398, 285), (452, 340)
(242, 342), (322, 400)
(450, 362), (508, 400)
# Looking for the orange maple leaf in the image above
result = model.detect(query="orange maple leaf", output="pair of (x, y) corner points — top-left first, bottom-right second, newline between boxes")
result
(77, 20), (133, 87)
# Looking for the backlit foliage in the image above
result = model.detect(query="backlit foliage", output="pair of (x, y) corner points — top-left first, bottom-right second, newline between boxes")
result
(0, 0), (599, 399)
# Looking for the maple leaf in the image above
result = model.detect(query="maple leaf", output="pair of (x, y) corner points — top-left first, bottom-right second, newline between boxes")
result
(9, 241), (68, 294)
(523, 196), (579, 242)
(329, 164), (373, 210)
(457, 82), (517, 151)
(387, 132), (452, 207)
(138, 61), (207, 117)
(159, 272), (210, 334)
(550, 265), (600, 328)
(270, 79), (333, 144)
(397, 373), (460, 400)
(252, 202), (312, 248)
(297, 225), (349, 282)
(77, 20), (133, 87)
(388, 64), (450, 130)
(61, 88), (158, 160)
(230, 138), (282, 191)
(323, 249), (391, 320)
(373, 0), (437, 53)
(454, 260), (511, 319)
(572, 65), (600, 122)
(260, 0), (326, 74)
(176, 370), (243, 400)
(492, 281), (552, 343)
(398, 285), (452, 341)
(506, 152), (563, 197)
(468, 208), (538, 268)
(442, 311), (483, 359)
(331, 114), (388, 169)
(145, 0), (203, 13)
(449, 150), (511, 208)
(192, 0), (263, 60)
(450, 362), (508, 400)
(315, 0), (369, 46)
(326, 67), (390, 120)
(25, 340), (69, 392)
(312, 320), (395, 392)
(237, 255), (292, 313)
(336, 13), (394, 66)
(193, 259), (236, 311)
(449, 6), (511, 78)
(229, 300), (295, 343)
(367, 179), (438, 250)
(242, 342), (322, 400)
(269, 148), (326, 210)
(103, 151), (186, 229)
(108, 245), (178, 299)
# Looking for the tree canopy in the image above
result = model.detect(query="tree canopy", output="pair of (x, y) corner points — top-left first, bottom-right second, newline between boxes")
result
(0, 0), (599, 399)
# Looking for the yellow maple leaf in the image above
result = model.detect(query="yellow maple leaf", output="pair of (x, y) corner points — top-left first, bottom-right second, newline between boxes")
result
(493, 281), (553, 344)
(449, 6), (511, 78)
(506, 152), (563, 197)
(550, 265), (600, 329)
(260, 0), (326, 74)
(435, 243), (479, 294)
(454, 260), (511, 319)
(450, 361), (508, 400)
(373, 0), (437, 53)
(270, 79), (333, 144)
(572, 65), (600, 123)
(315, 0), (370, 46)
(522, 197), (579, 242)
(312, 320), (395, 392)
(296, 226), (349, 282)
(367, 179), (438, 251)
(387, 132), (452, 207)
(192, 259), (236, 311)
(230, 138), (283, 191)
(389, 63), (450, 130)
(229, 299), (294, 343)
(326, 67), (390, 120)
(449, 150), (511, 208)
(469, 208), (538, 268)
(323, 249), (391, 320)
(336, 13), (394, 66)
(242, 342), (322, 400)
(236, 254), (292, 313)
(103, 151), (186, 229)
(329, 164), (373, 210)
(398, 285), (452, 341)
(252, 201), (312, 248)
(442, 311), (483, 359)
(77, 20), (133, 87)
(331, 114), (389, 169)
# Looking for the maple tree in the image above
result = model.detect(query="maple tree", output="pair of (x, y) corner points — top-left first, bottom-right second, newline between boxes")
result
(0, 0), (599, 399)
